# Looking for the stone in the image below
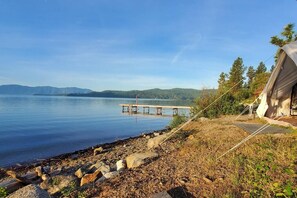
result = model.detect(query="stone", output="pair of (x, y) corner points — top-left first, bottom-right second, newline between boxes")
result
(93, 147), (104, 155)
(42, 166), (50, 174)
(103, 171), (119, 179)
(151, 191), (172, 198)
(89, 161), (106, 171)
(0, 178), (24, 194)
(41, 174), (49, 181)
(80, 169), (103, 186)
(49, 167), (62, 176)
(75, 168), (84, 178)
(35, 166), (43, 177)
(153, 132), (160, 137)
(126, 152), (158, 169)
(116, 160), (126, 171)
(70, 154), (78, 160)
(199, 117), (209, 122)
(88, 161), (110, 174)
(99, 164), (111, 175)
(147, 134), (168, 149)
(95, 176), (106, 183)
(188, 135), (195, 140)
(95, 171), (119, 183)
(40, 175), (76, 194)
(23, 171), (38, 180)
(7, 184), (51, 198)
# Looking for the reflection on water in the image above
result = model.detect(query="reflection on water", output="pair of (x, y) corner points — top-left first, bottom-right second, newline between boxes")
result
(0, 95), (191, 166)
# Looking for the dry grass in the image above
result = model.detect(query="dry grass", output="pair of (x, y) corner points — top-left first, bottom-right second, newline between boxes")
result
(58, 116), (297, 197)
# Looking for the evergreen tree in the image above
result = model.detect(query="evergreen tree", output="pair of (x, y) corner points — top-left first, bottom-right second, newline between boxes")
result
(270, 23), (297, 62)
(218, 72), (227, 93)
(228, 57), (246, 95)
(270, 65), (275, 72)
(255, 62), (267, 75)
(246, 66), (255, 86)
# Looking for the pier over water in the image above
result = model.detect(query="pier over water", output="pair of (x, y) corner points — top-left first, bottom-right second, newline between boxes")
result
(119, 104), (191, 116)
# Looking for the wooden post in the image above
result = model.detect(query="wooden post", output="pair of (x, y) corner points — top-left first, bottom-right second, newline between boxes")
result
(142, 106), (150, 114)
(173, 108), (178, 116)
(132, 106), (137, 113)
(156, 107), (162, 115)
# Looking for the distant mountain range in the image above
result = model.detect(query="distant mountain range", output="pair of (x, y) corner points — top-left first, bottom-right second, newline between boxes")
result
(0, 85), (92, 95)
(0, 84), (216, 100)
(69, 88), (215, 100)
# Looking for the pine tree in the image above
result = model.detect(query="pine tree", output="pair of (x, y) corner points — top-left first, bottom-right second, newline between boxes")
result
(228, 57), (246, 95)
(246, 66), (255, 86)
(270, 65), (275, 72)
(218, 72), (227, 93)
(255, 62), (267, 75)
(270, 23), (297, 62)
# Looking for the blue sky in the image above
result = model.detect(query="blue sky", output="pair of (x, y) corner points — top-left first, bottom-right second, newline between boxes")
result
(0, 0), (296, 91)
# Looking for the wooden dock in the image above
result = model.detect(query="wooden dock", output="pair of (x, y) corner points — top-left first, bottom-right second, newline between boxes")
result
(119, 104), (191, 115)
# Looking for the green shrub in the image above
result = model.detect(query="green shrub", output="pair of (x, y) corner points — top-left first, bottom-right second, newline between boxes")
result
(0, 187), (7, 198)
(192, 91), (244, 118)
(169, 115), (187, 129)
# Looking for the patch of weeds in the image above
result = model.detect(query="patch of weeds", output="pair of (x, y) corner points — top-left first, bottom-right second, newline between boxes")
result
(169, 115), (187, 129)
(77, 190), (88, 198)
(288, 127), (297, 134)
(237, 154), (274, 197)
(236, 150), (297, 197)
(60, 181), (77, 197)
(271, 182), (297, 197)
(174, 131), (189, 140)
(0, 187), (7, 198)
(51, 177), (61, 186)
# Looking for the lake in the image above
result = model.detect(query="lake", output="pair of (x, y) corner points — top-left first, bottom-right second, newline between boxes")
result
(0, 95), (190, 167)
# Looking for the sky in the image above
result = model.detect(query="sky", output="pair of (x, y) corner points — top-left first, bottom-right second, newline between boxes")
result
(0, 0), (297, 91)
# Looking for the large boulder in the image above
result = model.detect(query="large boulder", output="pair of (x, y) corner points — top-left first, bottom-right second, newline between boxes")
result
(126, 152), (158, 169)
(80, 169), (103, 186)
(147, 134), (168, 149)
(7, 184), (50, 198)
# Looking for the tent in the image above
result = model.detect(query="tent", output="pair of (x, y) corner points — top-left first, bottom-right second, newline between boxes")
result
(257, 41), (297, 118)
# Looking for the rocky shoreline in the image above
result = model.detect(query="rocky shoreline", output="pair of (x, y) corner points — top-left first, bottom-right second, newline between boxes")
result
(2, 116), (296, 197)
(0, 128), (170, 197)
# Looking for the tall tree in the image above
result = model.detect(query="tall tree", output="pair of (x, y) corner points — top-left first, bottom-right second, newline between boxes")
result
(228, 57), (246, 95)
(255, 62), (267, 75)
(218, 72), (227, 93)
(246, 66), (255, 86)
(270, 65), (275, 72)
(270, 23), (297, 62)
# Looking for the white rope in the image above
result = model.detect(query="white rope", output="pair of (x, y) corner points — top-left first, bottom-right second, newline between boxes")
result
(235, 97), (259, 121)
(160, 54), (275, 146)
(216, 116), (282, 160)
(160, 80), (243, 145)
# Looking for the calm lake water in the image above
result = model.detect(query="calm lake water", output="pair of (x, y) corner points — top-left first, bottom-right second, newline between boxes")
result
(0, 95), (190, 167)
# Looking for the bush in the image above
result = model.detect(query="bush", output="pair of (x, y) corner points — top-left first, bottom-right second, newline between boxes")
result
(192, 91), (244, 118)
(169, 115), (187, 129)
(0, 187), (7, 198)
